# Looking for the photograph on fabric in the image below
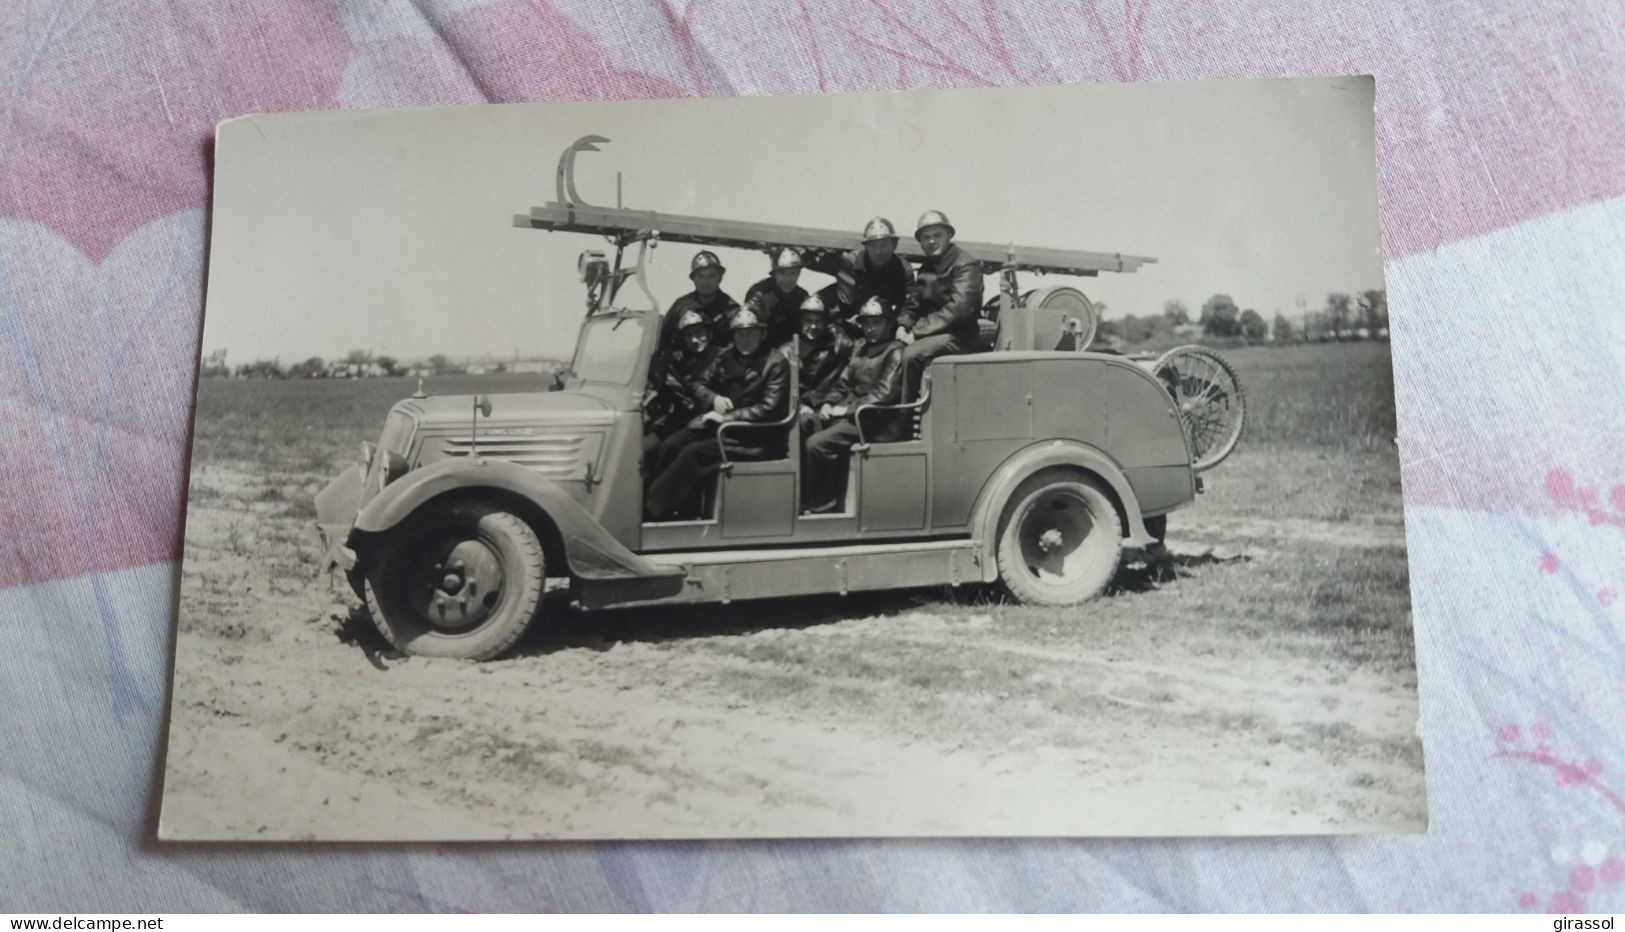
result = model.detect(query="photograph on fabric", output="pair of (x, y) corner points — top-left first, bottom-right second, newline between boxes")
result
(161, 76), (1423, 840)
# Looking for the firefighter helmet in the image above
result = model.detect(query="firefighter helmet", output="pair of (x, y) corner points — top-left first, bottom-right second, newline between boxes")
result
(914, 209), (955, 240)
(730, 308), (765, 330)
(857, 296), (894, 319)
(689, 250), (725, 278)
(862, 216), (899, 243)
(676, 309), (708, 331)
(773, 247), (803, 271)
(799, 294), (827, 315)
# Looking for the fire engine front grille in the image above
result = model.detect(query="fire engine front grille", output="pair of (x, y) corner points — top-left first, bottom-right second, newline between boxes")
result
(440, 434), (587, 478)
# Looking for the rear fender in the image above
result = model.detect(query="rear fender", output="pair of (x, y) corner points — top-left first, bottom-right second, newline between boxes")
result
(968, 440), (1154, 581)
(353, 458), (680, 584)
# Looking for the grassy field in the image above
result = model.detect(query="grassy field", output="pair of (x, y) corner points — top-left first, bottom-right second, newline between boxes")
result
(163, 340), (1423, 840)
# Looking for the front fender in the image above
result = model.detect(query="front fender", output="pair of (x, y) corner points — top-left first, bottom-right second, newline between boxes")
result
(353, 458), (680, 583)
(968, 440), (1156, 580)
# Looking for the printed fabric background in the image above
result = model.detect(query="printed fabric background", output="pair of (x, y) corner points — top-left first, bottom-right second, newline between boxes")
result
(1, 0), (1622, 912)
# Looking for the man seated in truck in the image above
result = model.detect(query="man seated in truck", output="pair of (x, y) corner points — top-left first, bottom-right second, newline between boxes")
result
(741, 247), (808, 349)
(642, 309), (722, 464)
(792, 294), (852, 426)
(644, 308), (791, 521)
(806, 216), (916, 336)
(898, 209), (983, 402)
(800, 297), (906, 514)
(659, 250), (740, 355)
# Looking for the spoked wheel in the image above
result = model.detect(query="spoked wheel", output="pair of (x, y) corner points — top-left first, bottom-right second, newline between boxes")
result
(1152, 345), (1246, 471)
(361, 499), (546, 660)
(996, 470), (1123, 606)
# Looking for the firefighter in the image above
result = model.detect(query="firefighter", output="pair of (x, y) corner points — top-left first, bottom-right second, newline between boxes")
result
(644, 308), (791, 521)
(807, 216), (916, 335)
(899, 209), (983, 401)
(800, 297), (906, 514)
(741, 247), (809, 349)
(643, 309), (722, 464)
(793, 294), (853, 427)
(660, 250), (740, 355)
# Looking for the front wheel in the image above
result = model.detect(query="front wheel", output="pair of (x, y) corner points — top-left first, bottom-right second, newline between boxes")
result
(996, 471), (1123, 606)
(361, 499), (546, 660)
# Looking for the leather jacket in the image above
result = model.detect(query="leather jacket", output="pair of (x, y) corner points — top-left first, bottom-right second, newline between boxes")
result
(797, 328), (854, 408)
(645, 343), (720, 434)
(693, 344), (790, 425)
(807, 248), (916, 327)
(660, 289), (740, 354)
(743, 278), (808, 349)
(899, 243), (983, 341)
(827, 338), (904, 409)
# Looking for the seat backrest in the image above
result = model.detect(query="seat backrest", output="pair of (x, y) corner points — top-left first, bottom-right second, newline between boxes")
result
(717, 336), (799, 463)
(855, 369), (929, 444)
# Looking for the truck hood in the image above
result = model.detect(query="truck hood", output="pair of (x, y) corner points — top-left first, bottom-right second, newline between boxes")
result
(396, 390), (616, 429)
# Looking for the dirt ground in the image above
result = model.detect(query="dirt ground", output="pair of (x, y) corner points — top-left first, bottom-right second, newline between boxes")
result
(161, 411), (1425, 839)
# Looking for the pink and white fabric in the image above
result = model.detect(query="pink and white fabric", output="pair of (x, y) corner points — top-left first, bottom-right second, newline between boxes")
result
(1, 0), (1622, 911)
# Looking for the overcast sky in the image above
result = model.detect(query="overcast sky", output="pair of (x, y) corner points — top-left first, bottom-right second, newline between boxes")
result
(204, 76), (1383, 363)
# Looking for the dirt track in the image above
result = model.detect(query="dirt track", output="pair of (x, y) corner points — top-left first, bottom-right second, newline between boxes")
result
(161, 461), (1424, 841)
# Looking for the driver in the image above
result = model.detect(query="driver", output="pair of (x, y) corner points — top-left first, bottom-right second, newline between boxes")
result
(660, 250), (740, 355)
(643, 309), (721, 463)
(644, 308), (790, 521)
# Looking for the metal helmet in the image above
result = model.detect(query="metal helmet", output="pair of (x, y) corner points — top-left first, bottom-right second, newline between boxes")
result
(862, 216), (899, 243)
(676, 309), (708, 331)
(799, 294), (827, 315)
(689, 250), (725, 278)
(857, 296), (894, 319)
(914, 209), (955, 240)
(773, 247), (803, 271)
(730, 308), (765, 331)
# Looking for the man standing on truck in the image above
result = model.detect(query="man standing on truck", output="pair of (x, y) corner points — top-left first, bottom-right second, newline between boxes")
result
(800, 297), (906, 514)
(899, 210), (983, 402)
(807, 216), (916, 335)
(645, 308), (791, 521)
(642, 309), (722, 464)
(741, 247), (808, 349)
(660, 250), (740, 354)
(793, 294), (853, 424)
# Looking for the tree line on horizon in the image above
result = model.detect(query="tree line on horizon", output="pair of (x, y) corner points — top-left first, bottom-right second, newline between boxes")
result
(1096, 290), (1388, 348)
(200, 349), (561, 380)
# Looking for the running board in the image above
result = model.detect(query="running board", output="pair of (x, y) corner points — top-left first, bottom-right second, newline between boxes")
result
(574, 539), (985, 610)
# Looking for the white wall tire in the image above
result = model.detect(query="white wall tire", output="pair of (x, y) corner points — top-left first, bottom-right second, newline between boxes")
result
(995, 471), (1123, 606)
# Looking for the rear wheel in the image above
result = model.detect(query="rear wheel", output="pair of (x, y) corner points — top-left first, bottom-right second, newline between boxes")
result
(361, 499), (545, 660)
(996, 471), (1123, 606)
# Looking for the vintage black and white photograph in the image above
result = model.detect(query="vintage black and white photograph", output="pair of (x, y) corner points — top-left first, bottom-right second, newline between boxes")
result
(161, 77), (1423, 840)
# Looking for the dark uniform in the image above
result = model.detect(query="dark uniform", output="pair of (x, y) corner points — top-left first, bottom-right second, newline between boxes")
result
(797, 326), (854, 411)
(898, 241), (983, 401)
(642, 342), (721, 461)
(742, 278), (807, 349)
(644, 342), (791, 520)
(808, 248), (916, 334)
(659, 290), (740, 355)
(801, 336), (906, 512)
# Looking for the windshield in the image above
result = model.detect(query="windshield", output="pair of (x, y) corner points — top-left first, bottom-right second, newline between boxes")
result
(570, 314), (647, 384)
